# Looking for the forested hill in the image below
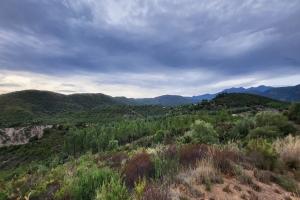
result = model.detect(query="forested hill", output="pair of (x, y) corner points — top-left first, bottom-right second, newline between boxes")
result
(0, 90), (122, 114)
(0, 89), (292, 120)
(211, 93), (288, 108)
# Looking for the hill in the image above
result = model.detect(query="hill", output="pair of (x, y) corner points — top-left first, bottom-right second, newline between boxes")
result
(193, 93), (289, 111)
(212, 93), (287, 108)
(219, 84), (300, 102)
(0, 85), (298, 127)
(258, 84), (300, 102)
(134, 95), (196, 106)
(0, 90), (123, 127)
(0, 90), (120, 114)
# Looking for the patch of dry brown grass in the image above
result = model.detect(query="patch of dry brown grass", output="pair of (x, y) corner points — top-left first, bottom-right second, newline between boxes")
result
(274, 135), (300, 169)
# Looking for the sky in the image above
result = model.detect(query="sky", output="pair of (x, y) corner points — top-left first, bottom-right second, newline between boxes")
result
(0, 0), (300, 98)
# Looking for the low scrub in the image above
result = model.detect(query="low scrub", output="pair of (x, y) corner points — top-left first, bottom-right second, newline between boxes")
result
(229, 118), (255, 140)
(288, 103), (300, 124)
(274, 135), (300, 170)
(142, 184), (171, 200)
(213, 148), (241, 176)
(246, 139), (278, 170)
(194, 158), (223, 190)
(179, 144), (209, 167)
(95, 176), (130, 200)
(248, 126), (282, 139)
(255, 111), (296, 136)
(273, 175), (300, 196)
(71, 167), (115, 200)
(181, 120), (218, 144)
(122, 152), (154, 187)
(154, 155), (178, 180)
(253, 169), (273, 184)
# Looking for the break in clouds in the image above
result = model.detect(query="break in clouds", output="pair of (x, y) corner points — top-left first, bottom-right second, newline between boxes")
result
(0, 0), (300, 97)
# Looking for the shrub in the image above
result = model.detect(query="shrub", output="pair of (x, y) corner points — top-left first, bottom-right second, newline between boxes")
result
(95, 176), (130, 200)
(154, 155), (178, 180)
(273, 175), (300, 195)
(253, 169), (272, 184)
(154, 130), (165, 143)
(229, 118), (255, 140)
(134, 178), (146, 200)
(0, 192), (8, 200)
(142, 184), (171, 200)
(255, 111), (286, 127)
(71, 167), (115, 200)
(163, 144), (178, 158)
(213, 149), (237, 176)
(106, 152), (128, 169)
(238, 173), (253, 185)
(216, 122), (234, 142)
(184, 120), (218, 144)
(107, 139), (119, 151)
(193, 158), (223, 189)
(274, 135), (300, 170)
(238, 170), (262, 192)
(179, 144), (209, 167)
(288, 103), (300, 124)
(154, 130), (172, 143)
(255, 111), (296, 136)
(122, 152), (154, 187)
(246, 139), (278, 170)
(248, 126), (282, 139)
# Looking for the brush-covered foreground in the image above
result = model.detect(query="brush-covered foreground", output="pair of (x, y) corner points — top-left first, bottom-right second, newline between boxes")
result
(1, 95), (300, 200)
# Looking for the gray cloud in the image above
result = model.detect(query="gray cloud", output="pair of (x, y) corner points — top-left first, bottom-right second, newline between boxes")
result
(0, 0), (300, 95)
(0, 83), (20, 87)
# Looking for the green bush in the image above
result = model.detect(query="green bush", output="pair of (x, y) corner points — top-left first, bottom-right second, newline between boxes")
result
(246, 139), (278, 170)
(255, 111), (296, 136)
(288, 103), (300, 124)
(154, 155), (179, 180)
(71, 167), (115, 200)
(108, 139), (119, 151)
(184, 120), (218, 144)
(255, 111), (286, 127)
(248, 126), (282, 139)
(279, 121), (297, 136)
(95, 176), (130, 200)
(0, 192), (8, 200)
(154, 130), (172, 143)
(231, 118), (255, 139)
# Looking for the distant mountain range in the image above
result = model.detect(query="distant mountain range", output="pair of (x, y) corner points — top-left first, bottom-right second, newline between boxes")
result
(130, 84), (300, 106)
(0, 85), (299, 112)
(0, 85), (298, 127)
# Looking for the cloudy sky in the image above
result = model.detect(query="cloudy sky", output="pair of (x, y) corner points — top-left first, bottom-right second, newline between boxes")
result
(0, 0), (300, 97)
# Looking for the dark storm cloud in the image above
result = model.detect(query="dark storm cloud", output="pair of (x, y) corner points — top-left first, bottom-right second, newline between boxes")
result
(0, 0), (300, 79)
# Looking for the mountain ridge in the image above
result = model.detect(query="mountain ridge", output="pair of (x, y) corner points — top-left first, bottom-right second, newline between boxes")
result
(0, 84), (299, 110)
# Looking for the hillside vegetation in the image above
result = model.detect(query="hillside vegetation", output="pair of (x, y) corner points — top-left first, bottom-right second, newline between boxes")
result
(0, 92), (300, 200)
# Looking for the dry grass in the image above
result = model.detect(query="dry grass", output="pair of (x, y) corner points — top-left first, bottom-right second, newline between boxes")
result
(193, 158), (222, 185)
(176, 158), (222, 192)
(142, 184), (171, 200)
(274, 135), (300, 169)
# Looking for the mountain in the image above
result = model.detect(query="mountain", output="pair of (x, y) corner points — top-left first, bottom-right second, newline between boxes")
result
(0, 84), (299, 117)
(211, 93), (287, 108)
(257, 85), (300, 102)
(192, 84), (300, 103)
(0, 90), (121, 115)
(134, 95), (195, 106)
(0, 90), (124, 127)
